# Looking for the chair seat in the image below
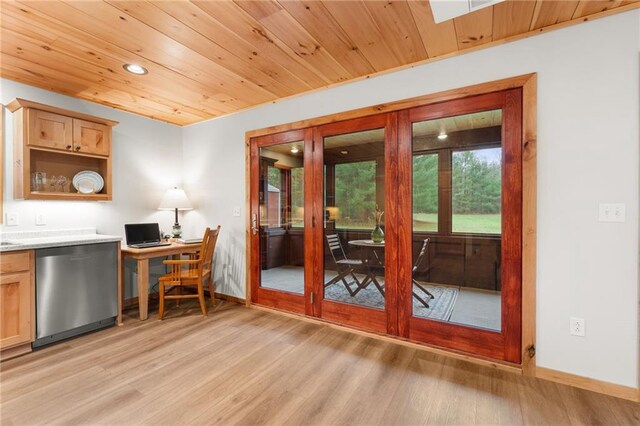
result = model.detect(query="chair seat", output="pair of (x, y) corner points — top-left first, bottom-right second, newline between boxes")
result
(337, 259), (363, 266)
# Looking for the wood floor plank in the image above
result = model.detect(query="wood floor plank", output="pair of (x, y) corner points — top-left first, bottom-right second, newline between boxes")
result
(1, 301), (638, 425)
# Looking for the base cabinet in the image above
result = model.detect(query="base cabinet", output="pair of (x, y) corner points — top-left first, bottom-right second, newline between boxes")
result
(0, 251), (34, 359)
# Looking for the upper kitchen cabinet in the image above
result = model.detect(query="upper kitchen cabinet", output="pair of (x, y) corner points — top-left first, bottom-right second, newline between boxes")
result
(8, 99), (118, 201)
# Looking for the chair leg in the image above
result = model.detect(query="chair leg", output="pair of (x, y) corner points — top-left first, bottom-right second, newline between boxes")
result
(158, 281), (165, 320)
(371, 276), (385, 297)
(176, 286), (182, 307)
(413, 291), (430, 308)
(198, 281), (208, 317)
(207, 276), (215, 305)
(413, 279), (434, 299)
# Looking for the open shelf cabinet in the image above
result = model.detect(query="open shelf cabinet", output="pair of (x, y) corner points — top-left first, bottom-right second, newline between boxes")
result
(8, 99), (118, 201)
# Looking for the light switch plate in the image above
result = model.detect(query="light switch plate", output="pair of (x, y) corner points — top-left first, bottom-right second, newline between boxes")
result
(598, 203), (626, 222)
(5, 212), (18, 226)
(232, 206), (241, 217)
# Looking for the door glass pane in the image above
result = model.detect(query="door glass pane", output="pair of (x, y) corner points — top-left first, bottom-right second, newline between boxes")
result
(412, 109), (502, 331)
(258, 141), (304, 294)
(452, 148), (502, 234)
(413, 153), (438, 232)
(324, 128), (385, 309)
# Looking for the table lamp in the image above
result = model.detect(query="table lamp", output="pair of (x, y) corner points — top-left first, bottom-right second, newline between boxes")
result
(158, 187), (193, 238)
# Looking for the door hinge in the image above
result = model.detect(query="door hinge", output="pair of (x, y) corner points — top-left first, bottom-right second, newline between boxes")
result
(312, 140), (316, 152)
(312, 216), (316, 227)
(526, 344), (536, 359)
(310, 292), (315, 304)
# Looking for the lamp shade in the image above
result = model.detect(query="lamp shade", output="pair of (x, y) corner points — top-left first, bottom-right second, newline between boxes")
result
(158, 187), (193, 211)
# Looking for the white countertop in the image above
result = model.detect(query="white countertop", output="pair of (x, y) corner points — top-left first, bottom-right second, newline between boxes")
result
(0, 228), (121, 252)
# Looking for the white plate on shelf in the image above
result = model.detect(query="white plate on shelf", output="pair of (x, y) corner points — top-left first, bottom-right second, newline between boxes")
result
(72, 171), (104, 193)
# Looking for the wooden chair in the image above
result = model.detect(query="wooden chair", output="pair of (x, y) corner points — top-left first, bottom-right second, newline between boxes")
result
(412, 238), (435, 308)
(158, 226), (221, 320)
(324, 234), (364, 296)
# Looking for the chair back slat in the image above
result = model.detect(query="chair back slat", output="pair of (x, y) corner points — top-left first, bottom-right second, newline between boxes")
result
(412, 238), (430, 275)
(201, 226), (221, 271)
(326, 234), (346, 262)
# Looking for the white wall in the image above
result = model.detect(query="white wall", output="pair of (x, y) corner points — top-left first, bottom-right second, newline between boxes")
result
(1, 79), (184, 296)
(183, 11), (640, 388)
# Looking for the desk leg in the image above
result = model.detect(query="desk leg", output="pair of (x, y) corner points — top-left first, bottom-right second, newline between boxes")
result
(118, 248), (124, 326)
(137, 259), (150, 320)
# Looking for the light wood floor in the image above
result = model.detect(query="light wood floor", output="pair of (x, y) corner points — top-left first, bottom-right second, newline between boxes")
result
(1, 301), (639, 425)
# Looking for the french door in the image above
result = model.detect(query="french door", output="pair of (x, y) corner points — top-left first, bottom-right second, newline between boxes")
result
(249, 89), (523, 364)
(310, 113), (398, 334)
(249, 129), (313, 315)
(398, 90), (522, 363)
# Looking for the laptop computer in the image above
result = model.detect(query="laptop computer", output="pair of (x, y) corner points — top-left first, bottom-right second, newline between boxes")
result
(124, 223), (171, 249)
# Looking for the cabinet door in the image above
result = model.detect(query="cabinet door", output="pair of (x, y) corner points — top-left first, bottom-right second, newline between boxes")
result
(0, 272), (32, 349)
(28, 109), (73, 151)
(73, 119), (111, 156)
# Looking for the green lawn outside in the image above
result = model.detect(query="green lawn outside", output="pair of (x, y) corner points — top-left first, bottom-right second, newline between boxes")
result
(323, 213), (500, 234)
(413, 213), (501, 234)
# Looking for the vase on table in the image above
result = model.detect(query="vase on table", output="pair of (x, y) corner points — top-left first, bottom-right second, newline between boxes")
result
(371, 225), (384, 243)
(371, 204), (385, 243)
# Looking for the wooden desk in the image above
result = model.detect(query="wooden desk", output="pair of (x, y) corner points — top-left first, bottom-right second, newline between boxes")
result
(120, 242), (200, 323)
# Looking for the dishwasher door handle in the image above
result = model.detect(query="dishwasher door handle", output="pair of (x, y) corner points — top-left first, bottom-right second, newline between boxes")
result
(69, 255), (92, 261)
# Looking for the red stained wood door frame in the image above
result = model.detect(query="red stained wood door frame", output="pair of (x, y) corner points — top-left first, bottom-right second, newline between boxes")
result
(398, 89), (523, 363)
(248, 87), (526, 365)
(311, 113), (397, 335)
(249, 128), (313, 315)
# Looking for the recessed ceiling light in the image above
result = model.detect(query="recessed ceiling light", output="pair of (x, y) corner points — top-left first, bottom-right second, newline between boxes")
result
(123, 63), (148, 75)
(291, 146), (299, 154)
(438, 132), (448, 140)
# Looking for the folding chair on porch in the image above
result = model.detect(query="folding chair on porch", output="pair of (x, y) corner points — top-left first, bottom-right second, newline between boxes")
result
(324, 234), (364, 296)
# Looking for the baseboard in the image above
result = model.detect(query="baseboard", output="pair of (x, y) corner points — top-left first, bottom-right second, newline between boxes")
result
(536, 367), (639, 402)
(214, 292), (246, 305)
(0, 342), (32, 361)
(123, 292), (245, 308)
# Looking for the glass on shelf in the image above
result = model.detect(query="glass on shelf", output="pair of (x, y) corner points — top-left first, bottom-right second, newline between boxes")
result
(31, 172), (46, 192)
(31, 173), (70, 193)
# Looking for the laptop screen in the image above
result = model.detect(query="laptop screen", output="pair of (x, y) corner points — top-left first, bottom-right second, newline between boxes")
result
(125, 223), (162, 245)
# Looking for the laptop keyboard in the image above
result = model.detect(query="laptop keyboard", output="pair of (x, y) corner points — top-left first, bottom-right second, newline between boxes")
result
(129, 242), (171, 248)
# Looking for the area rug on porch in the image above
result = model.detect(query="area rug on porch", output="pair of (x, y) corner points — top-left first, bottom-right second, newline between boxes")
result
(324, 282), (458, 322)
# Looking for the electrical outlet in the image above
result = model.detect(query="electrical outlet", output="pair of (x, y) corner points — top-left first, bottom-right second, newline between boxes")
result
(5, 212), (18, 226)
(570, 317), (585, 337)
(232, 206), (241, 217)
(36, 212), (46, 226)
(599, 203), (626, 222)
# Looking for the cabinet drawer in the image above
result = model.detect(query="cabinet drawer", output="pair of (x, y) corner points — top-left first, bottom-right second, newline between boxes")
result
(1, 251), (31, 274)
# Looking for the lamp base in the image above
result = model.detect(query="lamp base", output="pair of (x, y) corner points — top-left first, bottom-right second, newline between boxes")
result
(172, 223), (183, 238)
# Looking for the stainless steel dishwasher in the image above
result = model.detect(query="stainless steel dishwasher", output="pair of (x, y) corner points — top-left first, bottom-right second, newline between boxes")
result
(34, 242), (118, 348)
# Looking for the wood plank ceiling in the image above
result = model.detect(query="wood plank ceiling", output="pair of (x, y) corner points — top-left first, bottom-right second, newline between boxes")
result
(1, 0), (638, 126)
